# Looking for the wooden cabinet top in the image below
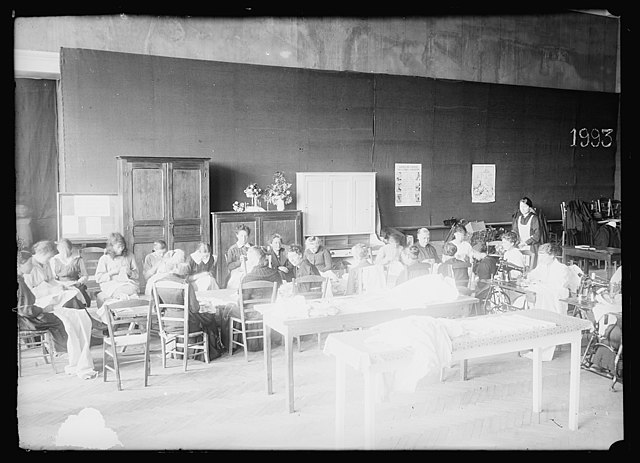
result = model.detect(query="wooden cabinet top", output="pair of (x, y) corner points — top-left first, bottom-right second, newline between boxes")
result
(116, 156), (211, 162)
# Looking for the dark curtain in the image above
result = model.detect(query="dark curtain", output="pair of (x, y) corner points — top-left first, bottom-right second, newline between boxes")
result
(15, 78), (59, 248)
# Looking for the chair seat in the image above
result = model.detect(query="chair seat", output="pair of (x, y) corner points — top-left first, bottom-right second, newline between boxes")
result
(104, 333), (148, 347)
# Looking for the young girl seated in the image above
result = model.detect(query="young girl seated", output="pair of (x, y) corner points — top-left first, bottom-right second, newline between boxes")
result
(187, 242), (219, 291)
(50, 238), (92, 307)
(94, 232), (139, 307)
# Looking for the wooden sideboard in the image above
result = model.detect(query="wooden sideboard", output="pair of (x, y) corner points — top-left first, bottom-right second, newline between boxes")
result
(211, 210), (303, 288)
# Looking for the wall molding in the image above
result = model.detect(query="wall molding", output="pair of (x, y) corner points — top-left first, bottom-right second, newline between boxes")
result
(14, 49), (60, 79)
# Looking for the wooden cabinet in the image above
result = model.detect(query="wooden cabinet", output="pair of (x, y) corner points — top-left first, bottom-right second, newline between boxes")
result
(117, 156), (210, 291)
(211, 210), (303, 288)
(296, 172), (376, 236)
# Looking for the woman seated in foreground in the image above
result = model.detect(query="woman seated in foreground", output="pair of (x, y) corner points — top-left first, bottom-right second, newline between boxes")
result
(437, 242), (471, 294)
(151, 251), (222, 361)
(396, 244), (432, 285)
(22, 240), (98, 379)
(94, 232), (140, 307)
(50, 238), (92, 307)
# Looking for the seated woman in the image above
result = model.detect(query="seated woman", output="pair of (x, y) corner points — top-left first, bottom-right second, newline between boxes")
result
(345, 243), (373, 295)
(415, 228), (441, 264)
(448, 224), (487, 286)
(187, 242), (219, 291)
(267, 233), (294, 282)
(143, 239), (168, 293)
(374, 231), (403, 268)
(226, 224), (253, 289)
(223, 246), (282, 352)
(304, 236), (338, 282)
(22, 240), (98, 379)
(286, 244), (322, 293)
(50, 238), (92, 307)
(94, 232), (140, 307)
(397, 245), (432, 285)
(17, 250), (68, 355)
(518, 243), (581, 361)
(474, 231), (526, 297)
(437, 241), (471, 293)
(152, 251), (221, 361)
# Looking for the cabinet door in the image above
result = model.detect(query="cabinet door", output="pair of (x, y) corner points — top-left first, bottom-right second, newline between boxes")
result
(352, 173), (376, 234)
(298, 173), (329, 236)
(120, 160), (167, 290)
(328, 175), (352, 234)
(168, 159), (210, 256)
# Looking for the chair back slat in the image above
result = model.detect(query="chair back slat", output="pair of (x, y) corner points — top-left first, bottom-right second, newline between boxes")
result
(292, 275), (327, 299)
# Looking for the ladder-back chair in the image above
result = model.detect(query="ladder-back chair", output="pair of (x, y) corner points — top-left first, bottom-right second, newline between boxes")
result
(151, 280), (209, 371)
(292, 274), (328, 351)
(101, 298), (152, 390)
(230, 280), (278, 361)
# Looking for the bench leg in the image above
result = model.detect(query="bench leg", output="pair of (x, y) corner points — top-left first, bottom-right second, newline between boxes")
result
(568, 336), (581, 430)
(335, 358), (346, 449)
(363, 370), (376, 449)
(532, 347), (542, 414)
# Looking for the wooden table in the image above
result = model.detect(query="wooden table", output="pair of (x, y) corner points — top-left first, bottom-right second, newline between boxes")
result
(256, 293), (478, 413)
(561, 246), (621, 279)
(324, 309), (593, 449)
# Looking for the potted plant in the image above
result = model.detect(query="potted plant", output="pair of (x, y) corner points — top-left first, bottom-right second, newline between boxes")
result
(264, 171), (293, 211)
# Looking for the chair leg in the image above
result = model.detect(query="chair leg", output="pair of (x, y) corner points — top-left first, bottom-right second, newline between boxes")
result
(110, 340), (122, 391)
(317, 333), (322, 349)
(204, 332), (210, 364)
(102, 343), (108, 382)
(161, 337), (167, 369)
(17, 336), (22, 378)
(229, 319), (234, 356)
(242, 323), (249, 362)
(40, 334), (50, 365)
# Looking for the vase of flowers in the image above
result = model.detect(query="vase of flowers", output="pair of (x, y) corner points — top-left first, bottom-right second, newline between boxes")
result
(243, 183), (265, 212)
(264, 171), (293, 211)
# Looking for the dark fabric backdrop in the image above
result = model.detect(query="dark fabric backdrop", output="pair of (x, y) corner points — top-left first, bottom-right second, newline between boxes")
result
(59, 48), (618, 229)
(15, 78), (59, 246)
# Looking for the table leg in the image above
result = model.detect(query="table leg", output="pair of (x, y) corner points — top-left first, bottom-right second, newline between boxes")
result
(459, 359), (467, 381)
(285, 334), (295, 413)
(568, 335), (581, 430)
(363, 369), (376, 450)
(532, 347), (542, 414)
(264, 325), (273, 395)
(335, 357), (346, 449)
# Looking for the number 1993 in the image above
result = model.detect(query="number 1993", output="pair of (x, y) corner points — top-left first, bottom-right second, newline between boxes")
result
(570, 128), (614, 148)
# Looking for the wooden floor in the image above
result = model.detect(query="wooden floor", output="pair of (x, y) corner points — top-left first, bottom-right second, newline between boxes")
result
(17, 332), (624, 451)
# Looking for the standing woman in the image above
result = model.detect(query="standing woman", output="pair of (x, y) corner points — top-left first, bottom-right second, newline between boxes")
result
(226, 224), (253, 289)
(94, 232), (140, 307)
(511, 197), (542, 269)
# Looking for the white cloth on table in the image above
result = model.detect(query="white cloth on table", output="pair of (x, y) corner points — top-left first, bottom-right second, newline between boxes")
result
(364, 315), (464, 400)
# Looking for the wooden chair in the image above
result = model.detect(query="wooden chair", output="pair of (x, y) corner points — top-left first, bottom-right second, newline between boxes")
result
(151, 280), (209, 371)
(101, 298), (152, 391)
(292, 274), (328, 351)
(358, 265), (386, 294)
(17, 325), (56, 377)
(81, 246), (105, 300)
(230, 280), (278, 361)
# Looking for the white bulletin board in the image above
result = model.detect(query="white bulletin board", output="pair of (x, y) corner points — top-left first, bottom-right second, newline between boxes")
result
(57, 193), (121, 241)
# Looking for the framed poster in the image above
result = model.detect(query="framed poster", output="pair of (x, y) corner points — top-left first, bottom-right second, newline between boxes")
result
(57, 193), (121, 241)
(395, 163), (422, 207)
(471, 164), (496, 203)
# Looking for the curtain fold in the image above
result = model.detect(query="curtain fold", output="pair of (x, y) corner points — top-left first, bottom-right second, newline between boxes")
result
(15, 78), (59, 248)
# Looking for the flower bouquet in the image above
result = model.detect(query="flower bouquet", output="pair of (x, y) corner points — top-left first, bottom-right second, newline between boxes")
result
(243, 183), (265, 211)
(264, 171), (293, 211)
